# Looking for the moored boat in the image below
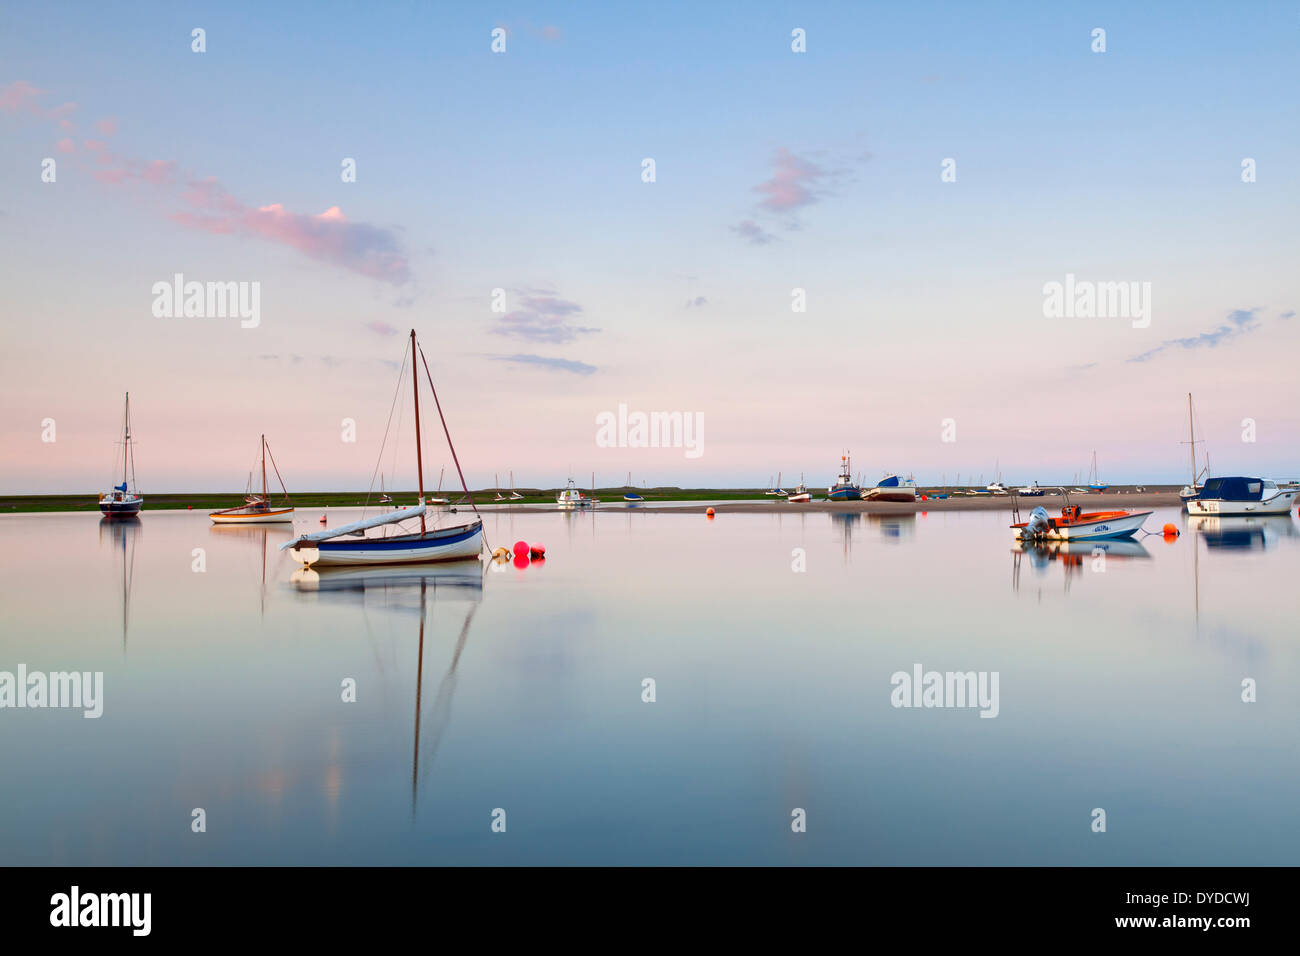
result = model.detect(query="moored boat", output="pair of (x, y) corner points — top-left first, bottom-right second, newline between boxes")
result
(787, 474), (811, 502)
(209, 434), (294, 524)
(1184, 477), (1297, 516)
(827, 453), (862, 501)
(1011, 490), (1150, 541)
(281, 330), (483, 567)
(623, 471), (644, 502)
(99, 392), (144, 518)
(865, 473), (918, 502)
(557, 477), (592, 508)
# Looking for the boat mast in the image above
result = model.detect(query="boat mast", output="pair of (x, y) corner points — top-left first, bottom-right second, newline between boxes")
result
(410, 330), (426, 534)
(123, 393), (131, 487)
(1187, 393), (1196, 487)
(261, 433), (268, 501)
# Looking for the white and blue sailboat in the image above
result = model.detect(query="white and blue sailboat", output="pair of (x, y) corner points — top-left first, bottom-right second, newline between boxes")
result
(99, 392), (144, 518)
(623, 472), (644, 502)
(282, 330), (483, 567)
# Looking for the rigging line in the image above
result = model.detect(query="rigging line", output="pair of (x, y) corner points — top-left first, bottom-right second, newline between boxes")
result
(417, 343), (489, 552)
(364, 337), (412, 514)
(264, 441), (291, 501)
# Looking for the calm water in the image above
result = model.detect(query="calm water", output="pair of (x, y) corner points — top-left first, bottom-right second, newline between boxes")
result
(1, 505), (1297, 865)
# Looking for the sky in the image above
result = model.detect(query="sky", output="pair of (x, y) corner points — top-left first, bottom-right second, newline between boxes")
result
(2, 1), (1298, 493)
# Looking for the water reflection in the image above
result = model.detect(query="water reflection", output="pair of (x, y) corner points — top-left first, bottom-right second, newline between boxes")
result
(1188, 514), (1298, 551)
(288, 559), (483, 819)
(211, 523), (293, 616)
(829, 510), (859, 561)
(1011, 538), (1151, 594)
(99, 516), (139, 652)
(868, 512), (917, 541)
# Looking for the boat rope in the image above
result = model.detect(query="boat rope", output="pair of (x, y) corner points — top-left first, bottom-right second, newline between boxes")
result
(364, 338), (412, 514)
(418, 343), (490, 554)
(264, 441), (292, 502)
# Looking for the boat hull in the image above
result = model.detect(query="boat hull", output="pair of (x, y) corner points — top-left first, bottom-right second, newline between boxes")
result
(288, 520), (483, 567)
(865, 489), (918, 502)
(99, 497), (143, 518)
(827, 487), (861, 501)
(1186, 491), (1296, 516)
(210, 506), (295, 524)
(787, 493), (811, 502)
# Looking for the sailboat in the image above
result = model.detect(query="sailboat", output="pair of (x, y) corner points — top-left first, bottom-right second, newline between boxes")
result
(428, 468), (448, 506)
(493, 473), (506, 501)
(766, 472), (787, 496)
(1179, 393), (1207, 502)
(623, 471), (644, 502)
(379, 474), (393, 504)
(281, 330), (483, 567)
(209, 435), (294, 523)
(99, 392), (144, 518)
(509, 470), (524, 500)
(1087, 451), (1108, 492)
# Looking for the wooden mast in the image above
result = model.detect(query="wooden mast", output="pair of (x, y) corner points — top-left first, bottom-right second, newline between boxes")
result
(1187, 393), (1196, 488)
(410, 330), (426, 534)
(261, 433), (268, 502)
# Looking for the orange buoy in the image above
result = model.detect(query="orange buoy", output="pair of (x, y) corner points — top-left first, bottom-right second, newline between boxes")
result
(1162, 522), (1179, 536)
(320, 515), (327, 524)
(706, 507), (715, 518)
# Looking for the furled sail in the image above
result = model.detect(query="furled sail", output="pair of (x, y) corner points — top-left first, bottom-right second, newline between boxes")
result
(279, 501), (427, 550)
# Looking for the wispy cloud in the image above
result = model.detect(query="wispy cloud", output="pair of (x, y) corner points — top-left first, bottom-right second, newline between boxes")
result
(730, 219), (776, 245)
(492, 291), (599, 344)
(755, 148), (825, 212)
(1127, 308), (1264, 363)
(493, 353), (596, 375)
(685, 295), (708, 308)
(365, 320), (401, 336)
(5, 80), (411, 286)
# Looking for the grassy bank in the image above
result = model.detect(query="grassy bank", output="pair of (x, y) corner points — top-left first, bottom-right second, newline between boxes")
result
(1, 485), (1186, 513)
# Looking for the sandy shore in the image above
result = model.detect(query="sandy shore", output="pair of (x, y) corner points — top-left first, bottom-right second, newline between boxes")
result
(623, 491), (1184, 515)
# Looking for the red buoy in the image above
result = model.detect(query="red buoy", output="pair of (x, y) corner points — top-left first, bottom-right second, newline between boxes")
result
(529, 543), (546, 558)
(513, 540), (528, 557)
(706, 507), (715, 518)
(187, 505), (192, 510)
(513, 553), (529, 569)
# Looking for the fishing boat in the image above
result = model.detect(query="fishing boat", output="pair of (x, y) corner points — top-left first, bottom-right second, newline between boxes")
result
(1179, 394), (1208, 502)
(787, 474), (811, 503)
(827, 453), (862, 501)
(557, 476), (592, 508)
(1087, 451), (1108, 492)
(623, 471), (644, 502)
(209, 435), (294, 524)
(1010, 489), (1150, 541)
(281, 330), (483, 567)
(99, 392), (144, 518)
(865, 473), (919, 502)
(1184, 477), (1297, 516)
(1016, 482), (1046, 497)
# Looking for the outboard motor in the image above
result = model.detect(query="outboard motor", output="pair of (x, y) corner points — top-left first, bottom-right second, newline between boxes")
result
(1021, 505), (1051, 539)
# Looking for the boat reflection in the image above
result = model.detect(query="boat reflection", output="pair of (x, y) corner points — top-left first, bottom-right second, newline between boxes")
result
(212, 524), (294, 617)
(1188, 514), (1298, 551)
(830, 511), (860, 561)
(1012, 537), (1150, 594)
(868, 512), (917, 541)
(290, 559), (483, 818)
(99, 516), (140, 652)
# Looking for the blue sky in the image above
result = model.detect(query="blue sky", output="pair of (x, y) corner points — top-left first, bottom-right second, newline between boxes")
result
(2, 1), (1297, 491)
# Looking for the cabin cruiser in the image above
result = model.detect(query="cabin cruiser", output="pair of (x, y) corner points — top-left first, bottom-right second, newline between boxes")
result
(1184, 477), (1297, 516)
(865, 473), (918, 502)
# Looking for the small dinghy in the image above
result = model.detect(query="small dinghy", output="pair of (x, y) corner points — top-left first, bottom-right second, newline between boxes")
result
(210, 435), (294, 524)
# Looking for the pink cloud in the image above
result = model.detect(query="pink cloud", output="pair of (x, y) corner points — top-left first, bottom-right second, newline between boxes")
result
(0, 80), (44, 113)
(95, 116), (118, 136)
(55, 138), (76, 154)
(754, 148), (824, 211)
(173, 184), (410, 284)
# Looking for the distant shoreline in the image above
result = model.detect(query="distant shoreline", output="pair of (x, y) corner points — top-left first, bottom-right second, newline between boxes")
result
(0, 487), (1188, 514)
